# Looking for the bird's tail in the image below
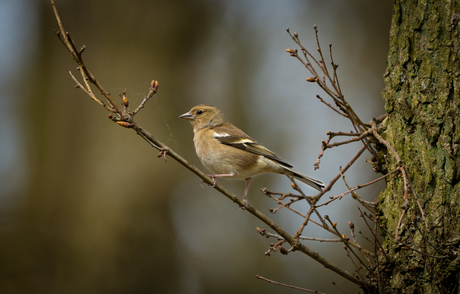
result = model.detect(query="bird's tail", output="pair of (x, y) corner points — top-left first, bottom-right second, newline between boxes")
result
(282, 166), (324, 192)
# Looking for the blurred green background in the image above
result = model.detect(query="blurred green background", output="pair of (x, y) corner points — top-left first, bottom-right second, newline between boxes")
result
(0, 0), (392, 293)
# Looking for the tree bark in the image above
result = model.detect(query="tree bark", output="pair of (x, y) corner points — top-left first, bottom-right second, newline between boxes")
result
(379, 0), (460, 292)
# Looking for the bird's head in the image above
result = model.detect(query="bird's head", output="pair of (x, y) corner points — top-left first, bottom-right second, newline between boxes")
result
(179, 105), (226, 131)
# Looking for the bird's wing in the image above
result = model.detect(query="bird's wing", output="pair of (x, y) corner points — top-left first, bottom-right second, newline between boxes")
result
(213, 124), (293, 168)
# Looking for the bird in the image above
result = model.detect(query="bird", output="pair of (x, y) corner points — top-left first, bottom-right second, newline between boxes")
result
(179, 104), (324, 203)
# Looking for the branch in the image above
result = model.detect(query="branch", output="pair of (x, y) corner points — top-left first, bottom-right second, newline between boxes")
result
(317, 167), (400, 207)
(139, 118), (370, 286)
(51, 0), (120, 114)
(50, 0), (371, 288)
(256, 275), (327, 294)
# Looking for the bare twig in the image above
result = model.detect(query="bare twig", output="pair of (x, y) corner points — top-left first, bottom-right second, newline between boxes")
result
(131, 80), (159, 116)
(324, 129), (372, 149)
(314, 136), (332, 170)
(339, 169), (377, 213)
(343, 246), (367, 282)
(415, 224), (437, 251)
(316, 145), (367, 194)
(324, 215), (372, 273)
(374, 221), (383, 294)
(327, 130), (363, 138)
(370, 121), (409, 205)
(315, 94), (348, 117)
(256, 275), (327, 294)
(400, 243), (447, 259)
(51, 0), (120, 114)
(332, 281), (351, 294)
(407, 176), (428, 231)
(298, 236), (343, 242)
(265, 240), (286, 256)
(316, 167), (399, 208)
(395, 206), (407, 242)
(289, 177), (329, 229)
(358, 208), (390, 262)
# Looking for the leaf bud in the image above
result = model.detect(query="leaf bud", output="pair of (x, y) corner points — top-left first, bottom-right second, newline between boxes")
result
(116, 121), (134, 128)
(348, 221), (354, 229)
(279, 246), (288, 255)
(122, 94), (129, 107)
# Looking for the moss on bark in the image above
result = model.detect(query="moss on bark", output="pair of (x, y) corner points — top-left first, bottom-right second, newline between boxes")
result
(378, 0), (460, 293)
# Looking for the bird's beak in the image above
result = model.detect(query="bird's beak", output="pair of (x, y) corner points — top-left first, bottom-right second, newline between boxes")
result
(179, 111), (194, 121)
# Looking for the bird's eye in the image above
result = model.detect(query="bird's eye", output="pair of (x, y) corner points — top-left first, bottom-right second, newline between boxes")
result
(197, 110), (203, 115)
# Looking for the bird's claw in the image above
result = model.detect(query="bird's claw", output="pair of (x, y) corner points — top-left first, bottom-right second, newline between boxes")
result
(209, 176), (217, 187)
(201, 175), (217, 188)
(239, 198), (249, 210)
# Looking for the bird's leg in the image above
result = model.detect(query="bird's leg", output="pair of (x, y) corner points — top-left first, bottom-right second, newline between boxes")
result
(238, 177), (252, 210)
(201, 174), (233, 188)
(242, 177), (252, 204)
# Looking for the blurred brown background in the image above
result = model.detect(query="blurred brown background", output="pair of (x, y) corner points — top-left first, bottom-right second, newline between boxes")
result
(0, 0), (392, 293)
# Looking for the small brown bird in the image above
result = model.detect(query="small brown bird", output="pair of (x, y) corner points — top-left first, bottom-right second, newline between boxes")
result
(180, 105), (324, 203)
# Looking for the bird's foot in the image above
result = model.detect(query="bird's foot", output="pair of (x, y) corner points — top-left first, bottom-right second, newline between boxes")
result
(209, 176), (217, 187)
(239, 198), (249, 210)
(201, 175), (217, 188)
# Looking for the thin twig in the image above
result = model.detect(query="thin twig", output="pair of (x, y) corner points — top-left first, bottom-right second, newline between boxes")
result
(289, 177), (329, 229)
(324, 215), (372, 273)
(325, 130), (372, 149)
(339, 169), (377, 214)
(327, 130), (364, 138)
(415, 224), (437, 251)
(332, 281), (351, 294)
(358, 208), (390, 262)
(316, 145), (367, 196)
(293, 206), (317, 239)
(131, 80), (159, 116)
(407, 176), (428, 231)
(400, 243), (447, 259)
(343, 247), (367, 282)
(265, 240), (286, 256)
(256, 275), (327, 294)
(51, 0), (120, 113)
(316, 168), (400, 208)
(370, 121), (409, 205)
(329, 44), (342, 95)
(298, 236), (342, 242)
(316, 94), (348, 117)
(314, 136), (332, 170)
(395, 206), (407, 242)
(374, 221), (382, 294)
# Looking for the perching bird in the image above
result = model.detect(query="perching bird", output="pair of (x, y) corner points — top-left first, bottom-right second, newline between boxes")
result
(180, 105), (324, 203)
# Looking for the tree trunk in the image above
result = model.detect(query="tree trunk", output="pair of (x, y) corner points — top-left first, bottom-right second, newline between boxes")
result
(379, 0), (460, 293)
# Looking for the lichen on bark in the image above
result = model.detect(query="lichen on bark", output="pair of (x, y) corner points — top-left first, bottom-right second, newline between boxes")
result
(378, 0), (460, 292)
